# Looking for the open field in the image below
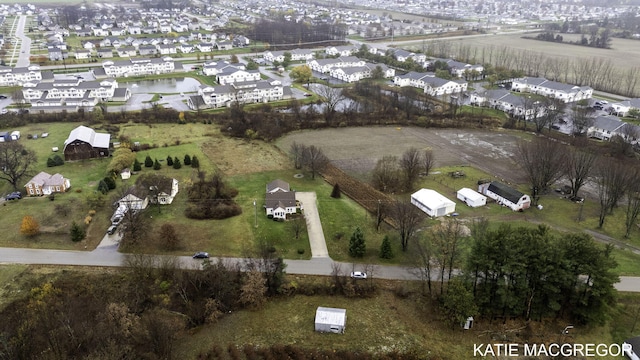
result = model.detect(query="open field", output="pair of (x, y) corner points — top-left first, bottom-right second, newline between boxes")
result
(403, 32), (640, 71)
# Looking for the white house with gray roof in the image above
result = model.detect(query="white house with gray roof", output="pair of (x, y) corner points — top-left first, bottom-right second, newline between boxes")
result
(609, 98), (640, 117)
(188, 80), (285, 110)
(100, 57), (179, 77)
(307, 56), (365, 74)
(587, 115), (639, 141)
(0, 65), (43, 86)
(511, 77), (593, 103)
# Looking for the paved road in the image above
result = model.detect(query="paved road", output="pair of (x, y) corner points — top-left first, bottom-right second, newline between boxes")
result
(15, 15), (31, 67)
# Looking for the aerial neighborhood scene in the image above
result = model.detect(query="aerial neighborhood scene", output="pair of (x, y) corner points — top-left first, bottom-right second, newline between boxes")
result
(3, 0), (640, 358)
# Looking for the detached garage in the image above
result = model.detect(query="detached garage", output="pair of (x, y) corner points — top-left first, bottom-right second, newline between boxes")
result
(457, 187), (487, 208)
(411, 189), (456, 217)
(315, 307), (346, 334)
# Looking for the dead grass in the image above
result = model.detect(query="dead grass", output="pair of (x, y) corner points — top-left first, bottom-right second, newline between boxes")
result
(201, 138), (291, 176)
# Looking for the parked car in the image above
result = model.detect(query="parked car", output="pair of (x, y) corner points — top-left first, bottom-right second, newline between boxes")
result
(111, 215), (123, 226)
(5, 192), (21, 200)
(106, 225), (117, 235)
(0, 95), (7, 99)
(350, 271), (367, 279)
(193, 252), (209, 259)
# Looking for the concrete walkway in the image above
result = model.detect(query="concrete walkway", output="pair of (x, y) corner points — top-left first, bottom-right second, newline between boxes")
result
(296, 192), (330, 258)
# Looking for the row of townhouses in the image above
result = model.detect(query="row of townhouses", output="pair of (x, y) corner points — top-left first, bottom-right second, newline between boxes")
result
(21, 78), (131, 113)
(394, 71), (468, 97)
(202, 61), (261, 85)
(188, 80), (289, 110)
(92, 57), (182, 78)
(0, 65), (44, 86)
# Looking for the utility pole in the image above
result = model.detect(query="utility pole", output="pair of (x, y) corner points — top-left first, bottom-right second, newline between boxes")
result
(253, 199), (257, 228)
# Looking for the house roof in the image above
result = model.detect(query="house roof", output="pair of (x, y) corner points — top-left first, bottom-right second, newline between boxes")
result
(265, 191), (296, 209)
(136, 174), (175, 195)
(487, 182), (525, 204)
(592, 115), (625, 132)
(266, 179), (290, 193)
(26, 171), (67, 187)
(315, 307), (346, 326)
(64, 125), (110, 149)
(411, 189), (455, 208)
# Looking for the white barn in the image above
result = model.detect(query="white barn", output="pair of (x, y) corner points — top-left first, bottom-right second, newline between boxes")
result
(410, 189), (456, 217)
(457, 188), (487, 208)
(478, 181), (531, 212)
(314, 307), (346, 334)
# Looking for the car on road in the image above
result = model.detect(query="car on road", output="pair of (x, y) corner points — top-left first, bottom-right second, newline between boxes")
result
(106, 225), (117, 235)
(5, 192), (22, 200)
(111, 215), (123, 226)
(0, 95), (7, 99)
(0, 109), (7, 114)
(193, 252), (209, 259)
(350, 271), (367, 279)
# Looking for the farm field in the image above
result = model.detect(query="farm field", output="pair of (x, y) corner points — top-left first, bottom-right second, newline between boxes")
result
(402, 32), (640, 71)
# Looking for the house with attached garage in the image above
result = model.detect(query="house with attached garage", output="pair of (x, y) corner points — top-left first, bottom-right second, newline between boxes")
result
(264, 179), (298, 219)
(511, 77), (593, 103)
(136, 174), (179, 205)
(478, 181), (530, 211)
(24, 171), (71, 196)
(63, 125), (111, 161)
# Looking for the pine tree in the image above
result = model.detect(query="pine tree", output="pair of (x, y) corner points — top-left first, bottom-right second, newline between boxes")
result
(331, 183), (341, 198)
(103, 176), (116, 190)
(144, 155), (153, 167)
(379, 235), (394, 259)
(184, 154), (191, 166)
(20, 215), (40, 237)
(173, 157), (181, 169)
(166, 156), (173, 166)
(153, 159), (161, 170)
(348, 227), (366, 258)
(133, 158), (142, 171)
(98, 180), (109, 194)
(191, 155), (200, 168)
(70, 221), (86, 242)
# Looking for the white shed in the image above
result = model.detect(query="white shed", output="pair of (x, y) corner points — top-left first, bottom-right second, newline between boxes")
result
(314, 307), (346, 334)
(10, 131), (20, 140)
(457, 187), (487, 208)
(410, 189), (456, 217)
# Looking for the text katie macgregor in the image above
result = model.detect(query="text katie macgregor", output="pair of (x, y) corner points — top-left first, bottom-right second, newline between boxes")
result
(473, 343), (632, 357)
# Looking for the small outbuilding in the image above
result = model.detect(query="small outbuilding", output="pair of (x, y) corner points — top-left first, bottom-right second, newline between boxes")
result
(0, 132), (9, 142)
(410, 189), (456, 217)
(478, 181), (531, 211)
(457, 187), (487, 208)
(10, 131), (20, 140)
(314, 307), (346, 334)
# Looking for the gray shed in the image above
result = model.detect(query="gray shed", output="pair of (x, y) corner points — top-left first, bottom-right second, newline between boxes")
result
(314, 307), (346, 334)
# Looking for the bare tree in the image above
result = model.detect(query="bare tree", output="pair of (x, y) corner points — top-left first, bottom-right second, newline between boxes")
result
(316, 85), (345, 124)
(595, 158), (632, 228)
(0, 142), (38, 190)
(571, 104), (596, 136)
(287, 215), (306, 240)
(422, 149), (435, 177)
(516, 138), (567, 205)
(625, 167), (640, 238)
(430, 218), (465, 295)
(400, 147), (422, 191)
(565, 148), (598, 198)
(610, 124), (639, 157)
(289, 141), (304, 169)
(410, 232), (434, 295)
(390, 199), (424, 252)
(545, 97), (567, 133)
(302, 145), (329, 179)
(371, 155), (401, 193)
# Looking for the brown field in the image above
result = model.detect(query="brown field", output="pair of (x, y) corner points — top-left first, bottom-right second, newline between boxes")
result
(277, 127), (527, 183)
(403, 32), (640, 71)
(201, 138), (291, 176)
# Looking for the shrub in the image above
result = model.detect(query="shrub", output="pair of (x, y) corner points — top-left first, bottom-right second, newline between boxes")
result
(166, 156), (173, 166)
(184, 154), (191, 165)
(133, 158), (142, 171)
(97, 180), (109, 194)
(173, 157), (181, 169)
(297, 248), (305, 254)
(48, 194), (55, 201)
(379, 235), (394, 259)
(191, 155), (200, 168)
(153, 159), (161, 170)
(46, 154), (64, 167)
(20, 215), (40, 236)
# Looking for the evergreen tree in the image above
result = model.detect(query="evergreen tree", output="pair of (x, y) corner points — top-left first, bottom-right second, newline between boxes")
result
(379, 235), (394, 259)
(166, 156), (173, 166)
(330, 183), (341, 198)
(97, 180), (109, 194)
(144, 155), (153, 167)
(348, 227), (366, 258)
(103, 176), (116, 190)
(173, 157), (182, 169)
(153, 159), (161, 170)
(70, 221), (86, 242)
(133, 158), (142, 171)
(184, 154), (191, 166)
(191, 155), (200, 168)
